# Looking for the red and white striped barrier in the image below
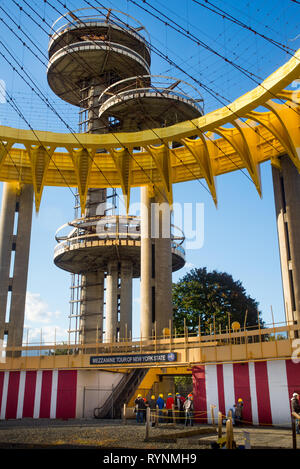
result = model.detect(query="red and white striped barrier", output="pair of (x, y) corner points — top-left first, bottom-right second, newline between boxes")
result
(0, 370), (77, 419)
(1, 359), (299, 424)
(193, 359), (300, 426)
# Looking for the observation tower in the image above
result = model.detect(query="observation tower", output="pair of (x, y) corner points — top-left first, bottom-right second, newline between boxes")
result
(47, 8), (203, 344)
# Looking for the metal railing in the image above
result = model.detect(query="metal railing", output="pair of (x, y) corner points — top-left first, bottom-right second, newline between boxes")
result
(1, 320), (298, 364)
(54, 215), (185, 258)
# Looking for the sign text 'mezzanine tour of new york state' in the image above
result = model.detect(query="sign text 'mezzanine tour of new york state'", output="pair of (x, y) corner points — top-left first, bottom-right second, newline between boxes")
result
(90, 352), (177, 365)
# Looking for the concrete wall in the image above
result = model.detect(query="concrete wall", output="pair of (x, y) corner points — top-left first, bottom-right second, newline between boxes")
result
(76, 369), (124, 418)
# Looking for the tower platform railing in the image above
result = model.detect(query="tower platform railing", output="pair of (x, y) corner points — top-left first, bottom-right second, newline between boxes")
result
(54, 215), (185, 259)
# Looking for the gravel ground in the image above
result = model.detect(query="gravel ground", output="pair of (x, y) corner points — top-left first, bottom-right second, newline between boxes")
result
(0, 419), (297, 450)
(0, 420), (207, 449)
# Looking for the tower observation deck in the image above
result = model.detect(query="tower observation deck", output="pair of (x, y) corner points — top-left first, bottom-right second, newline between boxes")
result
(47, 8), (202, 343)
(47, 7), (203, 345)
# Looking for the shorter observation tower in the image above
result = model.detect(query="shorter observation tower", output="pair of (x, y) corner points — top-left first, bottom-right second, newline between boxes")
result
(47, 8), (203, 344)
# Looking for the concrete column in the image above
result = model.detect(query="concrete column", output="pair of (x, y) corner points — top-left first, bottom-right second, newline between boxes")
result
(85, 188), (106, 217)
(140, 185), (173, 340)
(119, 260), (133, 340)
(79, 270), (104, 344)
(6, 184), (33, 350)
(272, 155), (300, 325)
(154, 200), (173, 338)
(77, 83), (109, 343)
(105, 260), (119, 342)
(0, 183), (18, 341)
(140, 186), (154, 340)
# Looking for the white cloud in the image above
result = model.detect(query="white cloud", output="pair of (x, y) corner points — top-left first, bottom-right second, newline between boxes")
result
(183, 262), (196, 269)
(25, 291), (61, 324)
(23, 325), (67, 345)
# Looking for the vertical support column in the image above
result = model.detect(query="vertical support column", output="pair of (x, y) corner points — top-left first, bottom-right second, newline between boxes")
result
(105, 260), (119, 342)
(85, 187), (106, 217)
(77, 80), (107, 345)
(140, 185), (154, 340)
(0, 184), (33, 351)
(272, 155), (300, 326)
(0, 182), (18, 341)
(119, 260), (133, 340)
(79, 270), (104, 344)
(140, 185), (173, 340)
(154, 195), (173, 337)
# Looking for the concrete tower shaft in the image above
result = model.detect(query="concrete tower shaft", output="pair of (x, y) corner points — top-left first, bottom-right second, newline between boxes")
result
(273, 155), (300, 327)
(0, 183), (33, 352)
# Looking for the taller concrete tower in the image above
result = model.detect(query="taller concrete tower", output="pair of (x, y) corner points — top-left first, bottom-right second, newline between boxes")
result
(48, 8), (203, 342)
(0, 182), (33, 352)
(272, 155), (300, 327)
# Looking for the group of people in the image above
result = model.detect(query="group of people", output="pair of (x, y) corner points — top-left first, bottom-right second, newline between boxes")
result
(135, 392), (300, 429)
(134, 392), (194, 426)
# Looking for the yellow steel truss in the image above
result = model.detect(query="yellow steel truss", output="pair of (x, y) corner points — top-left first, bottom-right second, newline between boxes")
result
(0, 48), (299, 211)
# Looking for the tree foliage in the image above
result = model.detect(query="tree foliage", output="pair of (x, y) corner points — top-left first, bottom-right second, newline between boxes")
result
(172, 267), (264, 334)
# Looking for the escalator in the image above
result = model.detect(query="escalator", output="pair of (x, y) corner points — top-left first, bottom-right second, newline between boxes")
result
(94, 368), (149, 419)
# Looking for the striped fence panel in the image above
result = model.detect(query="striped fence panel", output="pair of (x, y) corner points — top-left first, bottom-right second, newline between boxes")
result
(193, 359), (300, 426)
(0, 370), (77, 420)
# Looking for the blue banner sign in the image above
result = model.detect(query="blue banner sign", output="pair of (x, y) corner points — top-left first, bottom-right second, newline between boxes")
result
(90, 352), (177, 365)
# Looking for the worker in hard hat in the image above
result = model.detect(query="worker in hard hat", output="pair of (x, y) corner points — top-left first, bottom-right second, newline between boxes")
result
(156, 393), (165, 423)
(175, 392), (186, 424)
(235, 398), (243, 426)
(166, 392), (174, 423)
(134, 394), (146, 424)
(149, 395), (157, 426)
(183, 393), (194, 426)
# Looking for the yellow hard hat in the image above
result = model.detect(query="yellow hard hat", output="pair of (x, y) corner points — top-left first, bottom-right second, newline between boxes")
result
(238, 398), (243, 402)
(151, 395), (155, 399)
(159, 393), (163, 398)
(137, 394), (142, 398)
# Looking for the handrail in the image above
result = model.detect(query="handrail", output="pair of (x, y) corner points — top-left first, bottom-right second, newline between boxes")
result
(49, 7), (151, 45)
(48, 40), (151, 74)
(54, 215), (186, 254)
(3, 322), (298, 355)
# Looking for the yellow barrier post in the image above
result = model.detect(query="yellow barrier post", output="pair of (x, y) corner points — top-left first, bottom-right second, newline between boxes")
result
(172, 404), (176, 427)
(123, 403), (127, 425)
(292, 412), (300, 449)
(225, 417), (233, 449)
(145, 407), (151, 441)
(218, 411), (223, 438)
(210, 404), (216, 427)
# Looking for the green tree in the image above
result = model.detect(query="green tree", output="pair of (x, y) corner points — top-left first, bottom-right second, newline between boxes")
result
(172, 267), (264, 334)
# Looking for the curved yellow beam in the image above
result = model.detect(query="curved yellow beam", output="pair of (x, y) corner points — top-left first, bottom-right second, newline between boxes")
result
(0, 48), (299, 210)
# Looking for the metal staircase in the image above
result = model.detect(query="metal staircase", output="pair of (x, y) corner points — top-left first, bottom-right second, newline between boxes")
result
(94, 368), (149, 419)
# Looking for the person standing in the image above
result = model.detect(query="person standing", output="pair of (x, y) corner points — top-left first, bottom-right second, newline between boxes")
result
(156, 393), (165, 423)
(291, 392), (300, 434)
(149, 395), (157, 426)
(175, 392), (185, 424)
(235, 398), (243, 426)
(184, 393), (194, 426)
(134, 394), (146, 424)
(166, 393), (174, 423)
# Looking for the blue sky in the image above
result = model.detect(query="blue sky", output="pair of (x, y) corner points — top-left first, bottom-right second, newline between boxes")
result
(0, 0), (299, 343)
